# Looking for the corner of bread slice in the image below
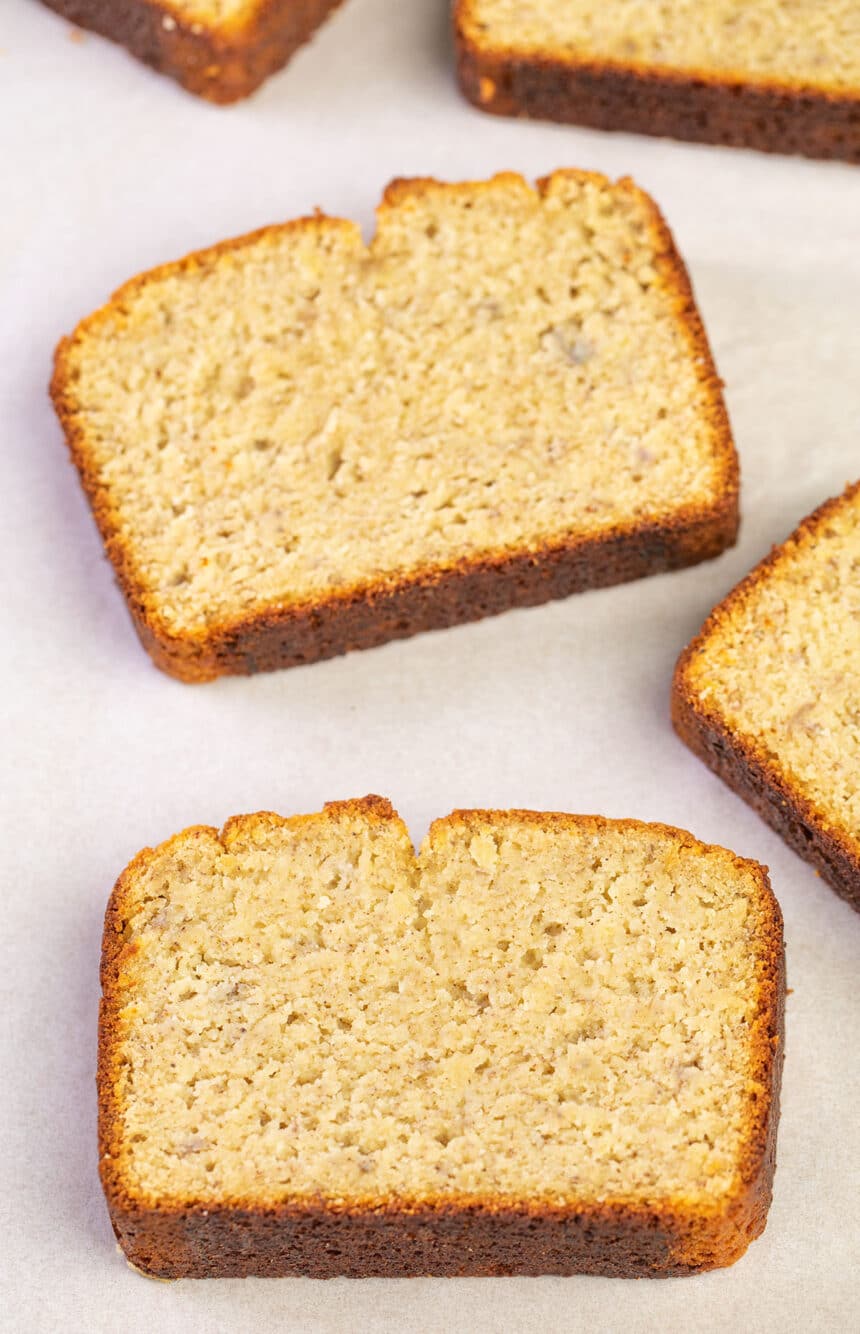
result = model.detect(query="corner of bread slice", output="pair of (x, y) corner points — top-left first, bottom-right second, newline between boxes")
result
(629, 198), (739, 552)
(541, 167), (738, 554)
(49, 216), (360, 684)
(98, 823), (223, 1272)
(660, 831), (783, 1275)
(50, 281), (229, 683)
(453, 0), (505, 56)
(672, 481), (860, 909)
(667, 863), (784, 1273)
(151, 1), (348, 105)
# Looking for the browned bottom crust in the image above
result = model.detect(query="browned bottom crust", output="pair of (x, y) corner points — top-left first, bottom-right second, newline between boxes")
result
(38, 0), (345, 102)
(104, 1191), (776, 1280)
(133, 509), (737, 682)
(672, 668), (860, 914)
(456, 33), (860, 163)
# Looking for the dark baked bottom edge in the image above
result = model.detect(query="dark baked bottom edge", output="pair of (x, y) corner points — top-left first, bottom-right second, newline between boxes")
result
(671, 679), (860, 912)
(101, 1194), (765, 1279)
(38, 0), (345, 102)
(456, 40), (860, 163)
(135, 504), (739, 680)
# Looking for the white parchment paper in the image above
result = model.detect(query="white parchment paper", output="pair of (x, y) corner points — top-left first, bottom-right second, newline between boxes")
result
(1, 3), (858, 1330)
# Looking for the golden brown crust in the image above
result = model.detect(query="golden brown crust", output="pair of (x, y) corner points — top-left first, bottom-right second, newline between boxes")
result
(99, 799), (784, 1278)
(52, 171), (739, 683)
(454, 2), (860, 162)
(38, 0), (346, 102)
(672, 483), (860, 914)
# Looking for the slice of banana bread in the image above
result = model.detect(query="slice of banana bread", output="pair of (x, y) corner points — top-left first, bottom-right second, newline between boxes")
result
(53, 170), (737, 681)
(99, 796), (784, 1279)
(674, 482), (860, 913)
(456, 1), (860, 162)
(38, 0), (346, 102)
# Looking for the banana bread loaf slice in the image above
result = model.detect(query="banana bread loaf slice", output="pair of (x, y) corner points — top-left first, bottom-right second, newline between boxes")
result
(38, 0), (346, 102)
(456, 1), (860, 162)
(53, 170), (737, 681)
(99, 796), (784, 1278)
(674, 482), (860, 913)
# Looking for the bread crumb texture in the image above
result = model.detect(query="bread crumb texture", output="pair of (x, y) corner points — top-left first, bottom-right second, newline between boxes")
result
(55, 171), (731, 641)
(460, 1), (860, 93)
(680, 482), (860, 861)
(102, 801), (780, 1211)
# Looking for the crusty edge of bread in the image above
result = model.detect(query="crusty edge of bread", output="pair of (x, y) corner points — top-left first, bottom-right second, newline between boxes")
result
(51, 169), (739, 683)
(38, 0), (345, 103)
(98, 797), (784, 1278)
(454, 2), (860, 163)
(672, 481), (860, 914)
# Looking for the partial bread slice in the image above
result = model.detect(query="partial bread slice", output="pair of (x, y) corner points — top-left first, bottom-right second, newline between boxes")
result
(53, 170), (737, 681)
(99, 796), (783, 1279)
(455, 1), (860, 162)
(38, 0), (345, 103)
(674, 482), (860, 913)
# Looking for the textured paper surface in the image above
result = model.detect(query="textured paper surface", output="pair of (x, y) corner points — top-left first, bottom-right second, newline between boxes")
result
(1, 2), (858, 1330)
